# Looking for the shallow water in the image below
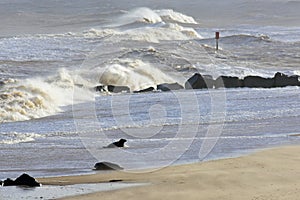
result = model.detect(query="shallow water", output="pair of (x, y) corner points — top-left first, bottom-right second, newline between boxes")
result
(0, 182), (146, 200)
(1, 87), (300, 178)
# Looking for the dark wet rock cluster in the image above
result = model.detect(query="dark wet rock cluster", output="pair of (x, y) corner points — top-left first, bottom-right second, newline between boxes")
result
(1, 173), (41, 187)
(185, 72), (300, 89)
(94, 72), (299, 93)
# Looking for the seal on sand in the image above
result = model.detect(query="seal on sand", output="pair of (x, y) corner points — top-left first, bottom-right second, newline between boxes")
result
(105, 139), (127, 148)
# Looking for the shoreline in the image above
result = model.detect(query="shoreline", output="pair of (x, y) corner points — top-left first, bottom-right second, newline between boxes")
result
(37, 145), (300, 200)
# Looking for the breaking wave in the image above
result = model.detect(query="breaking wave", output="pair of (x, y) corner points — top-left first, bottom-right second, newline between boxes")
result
(33, 7), (202, 43)
(1, 7), (299, 124)
(112, 7), (198, 26)
(99, 59), (176, 91)
(0, 69), (94, 123)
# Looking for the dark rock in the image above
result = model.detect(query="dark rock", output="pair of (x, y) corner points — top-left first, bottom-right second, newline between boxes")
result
(215, 76), (243, 88)
(274, 72), (299, 87)
(133, 87), (154, 93)
(244, 76), (275, 88)
(14, 174), (41, 187)
(94, 85), (105, 92)
(3, 174), (40, 187)
(105, 139), (127, 148)
(109, 179), (123, 182)
(94, 162), (124, 171)
(202, 75), (214, 88)
(157, 83), (184, 91)
(107, 85), (130, 93)
(185, 73), (213, 89)
(3, 178), (15, 186)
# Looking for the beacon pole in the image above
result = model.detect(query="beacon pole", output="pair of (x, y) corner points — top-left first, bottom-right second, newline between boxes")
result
(215, 32), (219, 51)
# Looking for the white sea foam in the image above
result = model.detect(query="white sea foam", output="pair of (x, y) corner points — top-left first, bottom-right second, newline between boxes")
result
(112, 7), (198, 27)
(154, 9), (198, 24)
(99, 59), (176, 91)
(0, 132), (43, 144)
(87, 7), (202, 43)
(118, 7), (163, 25)
(0, 69), (94, 123)
(120, 25), (201, 43)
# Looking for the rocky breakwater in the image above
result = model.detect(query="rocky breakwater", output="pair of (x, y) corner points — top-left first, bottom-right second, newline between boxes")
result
(185, 72), (300, 89)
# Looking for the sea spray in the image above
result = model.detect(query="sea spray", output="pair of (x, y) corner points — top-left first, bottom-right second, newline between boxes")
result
(99, 59), (176, 91)
(0, 68), (93, 123)
(0, 132), (44, 144)
(155, 9), (198, 24)
(117, 7), (163, 25)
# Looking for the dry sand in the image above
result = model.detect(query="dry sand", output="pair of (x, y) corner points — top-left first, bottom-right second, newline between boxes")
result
(38, 145), (300, 200)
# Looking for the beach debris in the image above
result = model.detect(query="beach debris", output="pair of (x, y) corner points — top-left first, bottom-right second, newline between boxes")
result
(94, 162), (124, 171)
(105, 139), (127, 148)
(2, 173), (41, 187)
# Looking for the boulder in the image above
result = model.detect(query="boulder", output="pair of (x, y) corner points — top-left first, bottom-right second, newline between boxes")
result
(94, 162), (124, 171)
(3, 174), (40, 187)
(274, 72), (299, 87)
(244, 76), (275, 88)
(94, 85), (105, 92)
(133, 87), (154, 93)
(3, 178), (15, 186)
(157, 83), (184, 91)
(185, 73), (213, 89)
(215, 76), (243, 88)
(202, 75), (214, 88)
(14, 173), (41, 187)
(107, 85), (130, 93)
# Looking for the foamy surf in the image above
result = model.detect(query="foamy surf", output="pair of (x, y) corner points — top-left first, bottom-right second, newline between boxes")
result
(111, 7), (198, 27)
(0, 69), (94, 123)
(0, 132), (43, 145)
(77, 7), (202, 42)
(0, 6), (299, 125)
(99, 59), (176, 91)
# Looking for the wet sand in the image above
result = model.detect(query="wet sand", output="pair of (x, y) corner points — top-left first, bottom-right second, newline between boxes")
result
(38, 145), (300, 200)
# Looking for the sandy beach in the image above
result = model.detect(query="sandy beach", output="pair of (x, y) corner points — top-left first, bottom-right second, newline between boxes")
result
(38, 145), (300, 200)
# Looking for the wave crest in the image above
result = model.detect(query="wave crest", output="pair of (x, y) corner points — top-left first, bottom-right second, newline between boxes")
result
(155, 9), (198, 24)
(0, 69), (93, 123)
(99, 59), (176, 91)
